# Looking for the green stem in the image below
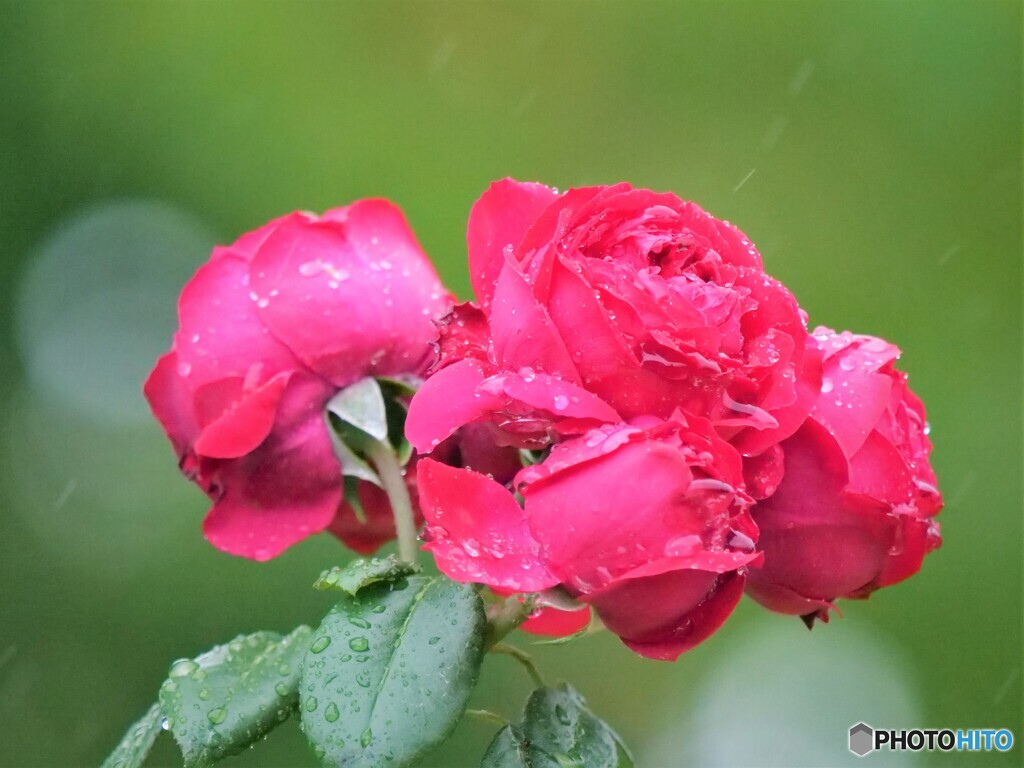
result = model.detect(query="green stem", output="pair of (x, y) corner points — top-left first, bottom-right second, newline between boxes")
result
(490, 642), (547, 688)
(484, 595), (533, 649)
(367, 441), (418, 565)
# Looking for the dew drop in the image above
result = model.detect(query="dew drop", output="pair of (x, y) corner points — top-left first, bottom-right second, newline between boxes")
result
(168, 659), (199, 678)
(349, 637), (369, 652)
(310, 636), (332, 654)
(324, 702), (340, 722)
(207, 708), (227, 725)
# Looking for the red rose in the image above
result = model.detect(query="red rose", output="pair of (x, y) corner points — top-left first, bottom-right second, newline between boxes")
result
(745, 328), (942, 621)
(407, 179), (820, 460)
(417, 414), (761, 660)
(144, 201), (450, 560)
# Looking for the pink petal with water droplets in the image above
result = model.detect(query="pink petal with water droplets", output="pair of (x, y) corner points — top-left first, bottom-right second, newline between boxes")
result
(405, 359), (502, 453)
(175, 249), (299, 388)
(500, 370), (620, 423)
(523, 439), (714, 590)
(417, 459), (558, 592)
(489, 262), (581, 382)
(250, 203), (449, 386)
(467, 179), (560, 307)
(144, 351), (199, 457)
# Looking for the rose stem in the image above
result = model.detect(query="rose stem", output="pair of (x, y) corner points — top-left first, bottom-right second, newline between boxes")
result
(367, 441), (418, 565)
(490, 642), (547, 689)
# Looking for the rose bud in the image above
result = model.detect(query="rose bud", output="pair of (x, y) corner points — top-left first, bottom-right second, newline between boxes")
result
(745, 328), (942, 622)
(144, 201), (451, 560)
(417, 414), (761, 660)
(406, 179), (821, 460)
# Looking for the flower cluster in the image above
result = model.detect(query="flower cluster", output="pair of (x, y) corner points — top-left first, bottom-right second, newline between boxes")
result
(146, 179), (942, 659)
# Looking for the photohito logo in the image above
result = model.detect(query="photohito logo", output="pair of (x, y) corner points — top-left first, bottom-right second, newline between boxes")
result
(848, 723), (1014, 757)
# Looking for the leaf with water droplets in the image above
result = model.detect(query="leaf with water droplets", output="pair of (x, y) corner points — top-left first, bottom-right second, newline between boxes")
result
(100, 702), (162, 768)
(480, 685), (633, 768)
(157, 625), (312, 768)
(480, 725), (531, 767)
(313, 554), (420, 597)
(300, 575), (486, 767)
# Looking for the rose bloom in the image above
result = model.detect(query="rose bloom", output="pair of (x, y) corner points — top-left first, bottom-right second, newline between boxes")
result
(744, 328), (942, 621)
(417, 414), (761, 660)
(145, 201), (450, 560)
(407, 179), (821, 462)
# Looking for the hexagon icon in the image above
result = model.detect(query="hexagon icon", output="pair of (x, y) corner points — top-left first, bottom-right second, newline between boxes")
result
(849, 722), (874, 757)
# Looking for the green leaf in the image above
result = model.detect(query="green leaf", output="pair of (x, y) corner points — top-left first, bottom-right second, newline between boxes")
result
(300, 575), (486, 767)
(328, 426), (382, 487)
(328, 377), (389, 441)
(480, 725), (531, 767)
(481, 685), (633, 768)
(375, 374), (420, 398)
(101, 703), (162, 768)
(158, 626), (312, 768)
(313, 555), (420, 597)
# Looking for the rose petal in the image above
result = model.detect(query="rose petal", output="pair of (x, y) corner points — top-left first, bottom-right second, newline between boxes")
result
(175, 249), (299, 387)
(524, 439), (719, 590)
(193, 372), (291, 459)
(144, 351), (200, 457)
(405, 359), (502, 453)
(521, 606), (593, 637)
(814, 364), (894, 459)
(250, 204), (449, 386)
(500, 370), (620, 424)
(417, 459), (558, 592)
(586, 568), (746, 661)
(875, 516), (941, 589)
(489, 262), (581, 382)
(433, 302), (490, 371)
(467, 179), (560, 307)
(201, 373), (341, 560)
(846, 430), (914, 503)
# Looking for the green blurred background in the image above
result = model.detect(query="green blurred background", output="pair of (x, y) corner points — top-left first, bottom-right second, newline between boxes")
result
(1, 1), (1020, 766)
